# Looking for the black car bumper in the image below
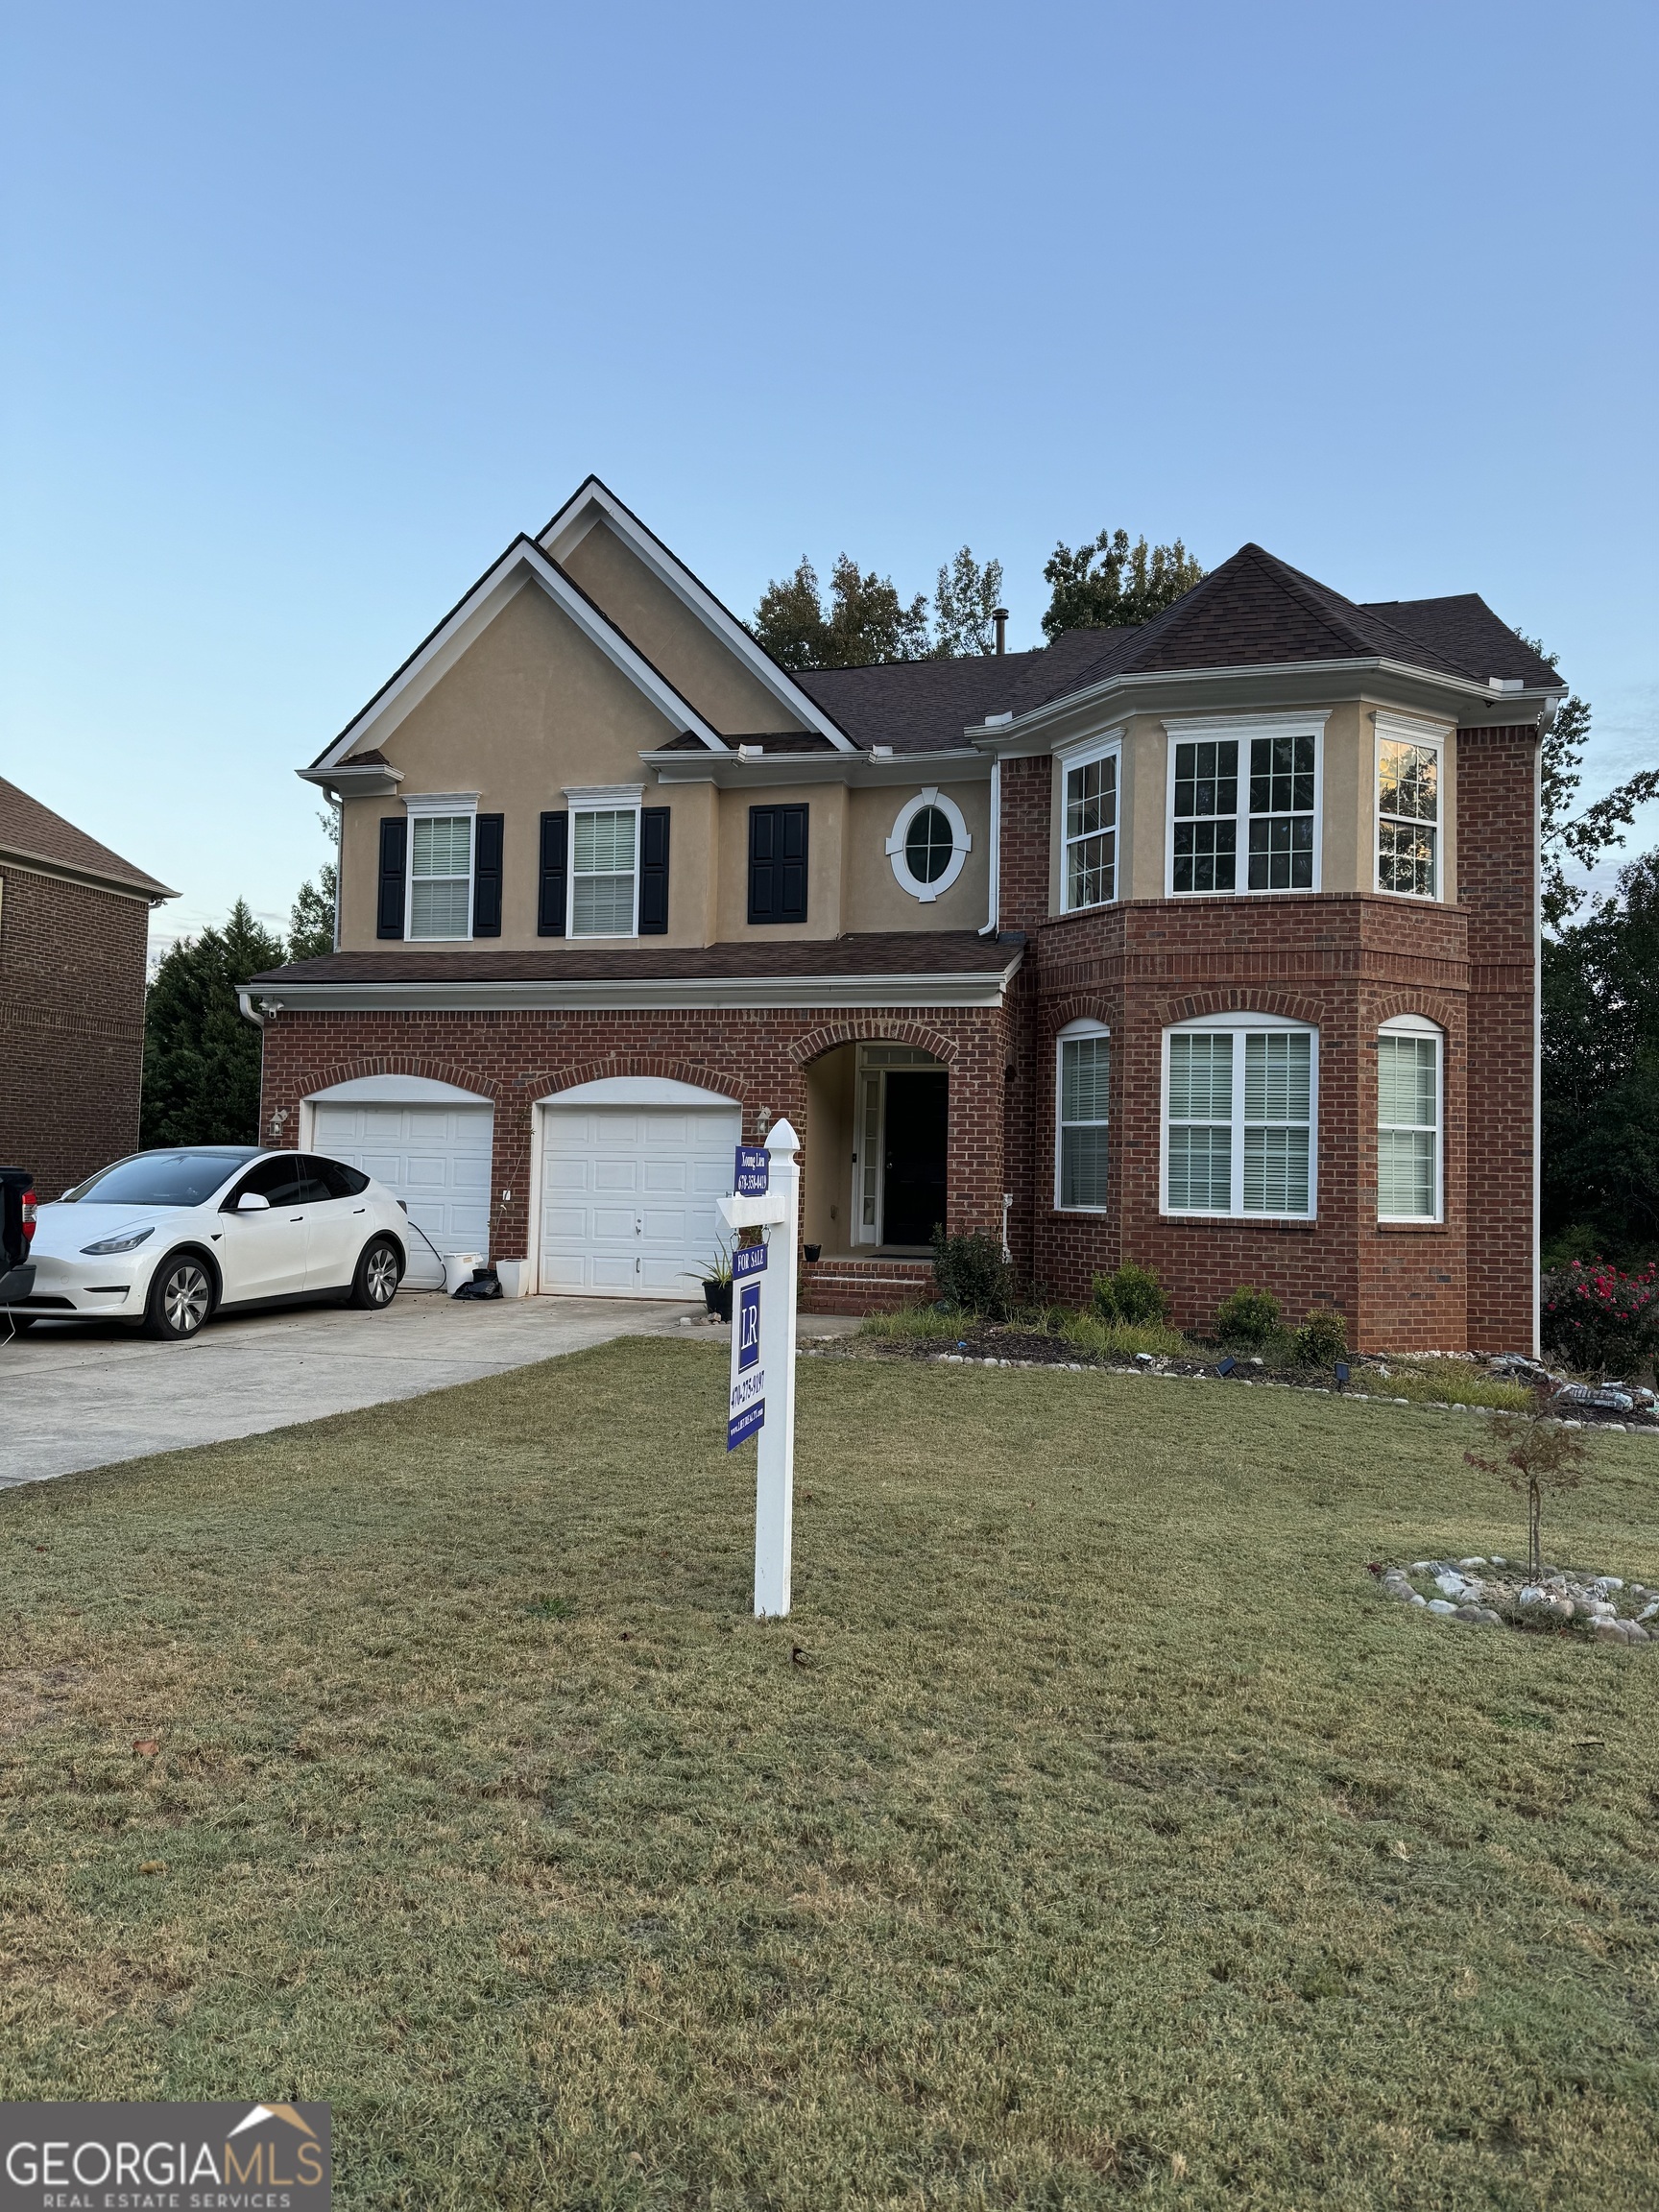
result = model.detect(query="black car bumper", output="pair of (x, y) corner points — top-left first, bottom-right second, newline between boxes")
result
(0, 1263), (36, 1305)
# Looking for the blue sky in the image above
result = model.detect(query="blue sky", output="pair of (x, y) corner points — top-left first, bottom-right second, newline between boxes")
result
(3, 0), (1654, 951)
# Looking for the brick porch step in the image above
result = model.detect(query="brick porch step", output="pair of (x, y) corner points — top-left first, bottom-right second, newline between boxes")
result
(801, 1256), (936, 1316)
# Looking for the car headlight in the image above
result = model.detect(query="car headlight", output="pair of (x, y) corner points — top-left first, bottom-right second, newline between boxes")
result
(80, 1227), (155, 1256)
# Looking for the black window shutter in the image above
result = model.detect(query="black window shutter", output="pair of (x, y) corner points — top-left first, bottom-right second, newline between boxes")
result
(538, 811), (568, 937)
(376, 816), (407, 940)
(472, 813), (504, 937)
(638, 806), (670, 935)
(779, 803), (808, 923)
(749, 805), (808, 926)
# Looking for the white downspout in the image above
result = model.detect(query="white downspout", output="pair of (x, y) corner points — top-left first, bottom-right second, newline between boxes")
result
(979, 756), (1001, 935)
(236, 990), (263, 1028)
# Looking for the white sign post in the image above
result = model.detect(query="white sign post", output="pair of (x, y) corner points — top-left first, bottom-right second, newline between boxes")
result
(717, 1118), (801, 1618)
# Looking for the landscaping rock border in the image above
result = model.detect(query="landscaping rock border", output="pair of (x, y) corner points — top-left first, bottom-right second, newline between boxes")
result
(1372, 1557), (1657, 1643)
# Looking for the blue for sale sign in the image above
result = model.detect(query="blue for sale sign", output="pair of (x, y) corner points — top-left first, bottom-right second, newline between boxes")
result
(728, 1270), (765, 1449)
(734, 1144), (770, 1196)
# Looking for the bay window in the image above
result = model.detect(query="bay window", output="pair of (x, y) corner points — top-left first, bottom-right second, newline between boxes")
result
(1376, 719), (1444, 899)
(1061, 742), (1119, 910)
(1166, 715), (1324, 897)
(1163, 1018), (1317, 1218)
(1377, 1016), (1442, 1220)
(1056, 1022), (1111, 1210)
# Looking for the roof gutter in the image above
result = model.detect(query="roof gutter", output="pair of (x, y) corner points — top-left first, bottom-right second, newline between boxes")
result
(967, 657), (1567, 756)
(235, 958), (1022, 1017)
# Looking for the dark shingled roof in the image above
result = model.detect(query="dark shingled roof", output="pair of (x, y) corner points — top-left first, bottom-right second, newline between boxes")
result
(788, 547), (1566, 750)
(1356, 594), (1561, 689)
(793, 630), (1112, 754)
(248, 930), (1021, 990)
(0, 776), (176, 899)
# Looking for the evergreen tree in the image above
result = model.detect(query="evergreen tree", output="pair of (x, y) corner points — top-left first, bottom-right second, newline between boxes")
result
(140, 902), (286, 1147)
(1521, 632), (1659, 930)
(288, 860), (338, 961)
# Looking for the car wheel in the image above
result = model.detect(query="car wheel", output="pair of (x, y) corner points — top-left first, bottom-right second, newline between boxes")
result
(351, 1237), (401, 1310)
(142, 1253), (215, 1340)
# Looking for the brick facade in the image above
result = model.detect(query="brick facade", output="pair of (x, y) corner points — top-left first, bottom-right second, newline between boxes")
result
(256, 1003), (1010, 1272)
(990, 722), (1537, 1354)
(0, 865), (152, 1198)
(258, 730), (1537, 1355)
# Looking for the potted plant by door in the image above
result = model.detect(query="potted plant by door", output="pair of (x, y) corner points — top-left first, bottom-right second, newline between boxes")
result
(697, 1244), (734, 1321)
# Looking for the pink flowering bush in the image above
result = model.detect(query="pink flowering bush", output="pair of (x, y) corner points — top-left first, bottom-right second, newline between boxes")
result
(1540, 1258), (1659, 1377)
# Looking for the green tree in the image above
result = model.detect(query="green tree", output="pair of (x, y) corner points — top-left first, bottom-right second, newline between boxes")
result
(1041, 528), (1204, 641)
(1542, 848), (1659, 1261)
(140, 901), (286, 1147)
(753, 553), (932, 669)
(288, 810), (341, 961)
(1521, 634), (1659, 930)
(932, 545), (1005, 658)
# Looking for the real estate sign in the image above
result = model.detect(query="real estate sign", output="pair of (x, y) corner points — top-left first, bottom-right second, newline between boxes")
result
(727, 1241), (766, 1450)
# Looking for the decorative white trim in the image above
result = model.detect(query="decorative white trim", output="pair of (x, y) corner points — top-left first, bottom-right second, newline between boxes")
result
(1159, 1016), (1320, 1221)
(1164, 712), (1326, 900)
(1058, 735), (1123, 913)
(1379, 1012), (1443, 1036)
(1373, 720), (1446, 902)
(981, 757), (1001, 934)
(885, 787), (972, 903)
(304, 1074), (492, 1104)
(1054, 1019), (1111, 1214)
(564, 783), (644, 809)
(306, 536), (728, 773)
(402, 791), (480, 815)
(536, 476), (856, 751)
(1373, 709), (1454, 748)
(541, 1076), (738, 1107)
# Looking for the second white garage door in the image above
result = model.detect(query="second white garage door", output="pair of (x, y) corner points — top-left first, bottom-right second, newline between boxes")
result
(539, 1084), (741, 1298)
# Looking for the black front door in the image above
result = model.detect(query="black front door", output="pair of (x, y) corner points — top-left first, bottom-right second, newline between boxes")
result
(882, 1072), (948, 1246)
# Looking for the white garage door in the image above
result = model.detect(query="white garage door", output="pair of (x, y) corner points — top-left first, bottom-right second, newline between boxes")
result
(540, 1099), (741, 1297)
(311, 1100), (494, 1258)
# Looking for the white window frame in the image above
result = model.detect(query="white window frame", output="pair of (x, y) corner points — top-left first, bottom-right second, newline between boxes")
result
(886, 786), (972, 903)
(1163, 712), (1327, 899)
(1057, 733), (1123, 913)
(1374, 714), (1447, 902)
(1054, 1019), (1111, 1213)
(1160, 1012), (1319, 1220)
(565, 782), (644, 940)
(402, 791), (479, 943)
(1377, 1013), (1444, 1223)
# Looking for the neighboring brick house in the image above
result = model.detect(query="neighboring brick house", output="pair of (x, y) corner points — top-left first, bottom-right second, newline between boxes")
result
(0, 777), (177, 1199)
(246, 477), (1560, 1351)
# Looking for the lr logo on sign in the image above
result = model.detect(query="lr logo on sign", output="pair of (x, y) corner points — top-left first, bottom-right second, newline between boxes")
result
(727, 1241), (766, 1450)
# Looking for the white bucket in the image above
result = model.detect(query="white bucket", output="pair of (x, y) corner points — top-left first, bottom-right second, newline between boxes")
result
(443, 1253), (485, 1297)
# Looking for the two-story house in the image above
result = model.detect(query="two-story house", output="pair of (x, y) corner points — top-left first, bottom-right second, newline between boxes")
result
(245, 477), (1561, 1352)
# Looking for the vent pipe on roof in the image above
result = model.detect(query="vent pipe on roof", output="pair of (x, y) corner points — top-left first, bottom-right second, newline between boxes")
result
(992, 607), (1008, 657)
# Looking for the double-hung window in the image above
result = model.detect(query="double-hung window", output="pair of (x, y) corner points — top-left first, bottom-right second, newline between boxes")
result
(1377, 1017), (1442, 1220)
(1163, 1019), (1317, 1218)
(565, 784), (642, 938)
(1061, 743), (1119, 910)
(1055, 1022), (1110, 1209)
(404, 797), (477, 941)
(1167, 716), (1324, 896)
(1376, 720), (1443, 899)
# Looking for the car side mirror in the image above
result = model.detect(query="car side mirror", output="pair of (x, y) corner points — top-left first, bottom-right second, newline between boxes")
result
(237, 1190), (271, 1213)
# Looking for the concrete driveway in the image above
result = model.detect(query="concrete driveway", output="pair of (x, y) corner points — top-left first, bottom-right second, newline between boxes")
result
(0, 1288), (710, 1489)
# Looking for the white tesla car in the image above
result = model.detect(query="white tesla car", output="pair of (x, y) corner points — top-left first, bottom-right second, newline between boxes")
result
(7, 1146), (411, 1340)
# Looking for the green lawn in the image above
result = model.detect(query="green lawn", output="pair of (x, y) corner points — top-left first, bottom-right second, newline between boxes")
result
(3, 1342), (1658, 2209)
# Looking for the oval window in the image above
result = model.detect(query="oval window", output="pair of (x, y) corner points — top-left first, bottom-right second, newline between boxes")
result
(903, 805), (954, 885)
